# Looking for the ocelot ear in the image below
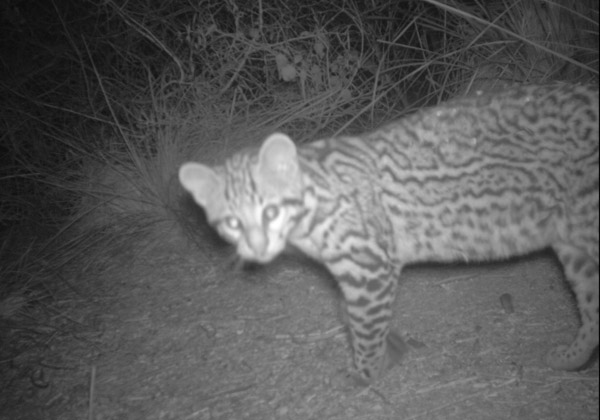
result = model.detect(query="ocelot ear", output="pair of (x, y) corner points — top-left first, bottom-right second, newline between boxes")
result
(256, 133), (301, 194)
(179, 162), (223, 211)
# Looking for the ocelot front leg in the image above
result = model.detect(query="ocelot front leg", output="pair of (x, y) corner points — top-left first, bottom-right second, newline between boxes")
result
(334, 262), (406, 384)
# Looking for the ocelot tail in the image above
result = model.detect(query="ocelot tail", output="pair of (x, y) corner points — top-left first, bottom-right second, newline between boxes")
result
(179, 83), (599, 384)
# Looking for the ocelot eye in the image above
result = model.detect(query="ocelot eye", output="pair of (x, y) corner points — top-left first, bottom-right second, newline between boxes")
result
(224, 216), (241, 230)
(263, 204), (279, 222)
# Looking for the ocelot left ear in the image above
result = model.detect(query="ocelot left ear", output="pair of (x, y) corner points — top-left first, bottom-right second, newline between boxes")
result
(256, 133), (302, 194)
(179, 162), (226, 217)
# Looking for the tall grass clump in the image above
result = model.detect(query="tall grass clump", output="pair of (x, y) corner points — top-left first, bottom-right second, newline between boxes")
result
(0, 0), (597, 406)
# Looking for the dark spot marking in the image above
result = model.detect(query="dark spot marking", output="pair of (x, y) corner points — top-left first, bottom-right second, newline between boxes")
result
(366, 279), (382, 292)
(451, 231), (467, 241)
(362, 316), (389, 330)
(584, 265), (598, 278)
(375, 280), (395, 301)
(350, 296), (370, 307)
(366, 302), (388, 316)
(347, 311), (366, 324)
(354, 328), (381, 341)
(572, 256), (587, 274)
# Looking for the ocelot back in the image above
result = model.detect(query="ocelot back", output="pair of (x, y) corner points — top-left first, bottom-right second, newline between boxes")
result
(180, 83), (599, 384)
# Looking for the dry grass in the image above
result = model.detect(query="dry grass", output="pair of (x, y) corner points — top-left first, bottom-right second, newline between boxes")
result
(0, 0), (597, 416)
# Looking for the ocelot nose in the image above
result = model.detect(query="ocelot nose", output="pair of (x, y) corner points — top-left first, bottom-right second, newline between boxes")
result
(246, 226), (267, 257)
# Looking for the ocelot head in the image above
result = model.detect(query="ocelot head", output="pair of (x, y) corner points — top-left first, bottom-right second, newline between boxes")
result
(179, 133), (304, 263)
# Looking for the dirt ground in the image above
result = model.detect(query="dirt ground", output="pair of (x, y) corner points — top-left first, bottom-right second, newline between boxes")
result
(1, 221), (598, 420)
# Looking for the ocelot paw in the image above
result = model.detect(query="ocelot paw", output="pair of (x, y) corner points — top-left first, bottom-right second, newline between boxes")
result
(349, 332), (408, 387)
(545, 344), (595, 371)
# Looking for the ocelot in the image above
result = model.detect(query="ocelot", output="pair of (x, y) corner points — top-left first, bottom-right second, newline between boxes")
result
(179, 83), (599, 384)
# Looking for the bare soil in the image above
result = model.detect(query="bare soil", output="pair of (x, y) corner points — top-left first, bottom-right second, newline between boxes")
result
(1, 223), (598, 420)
